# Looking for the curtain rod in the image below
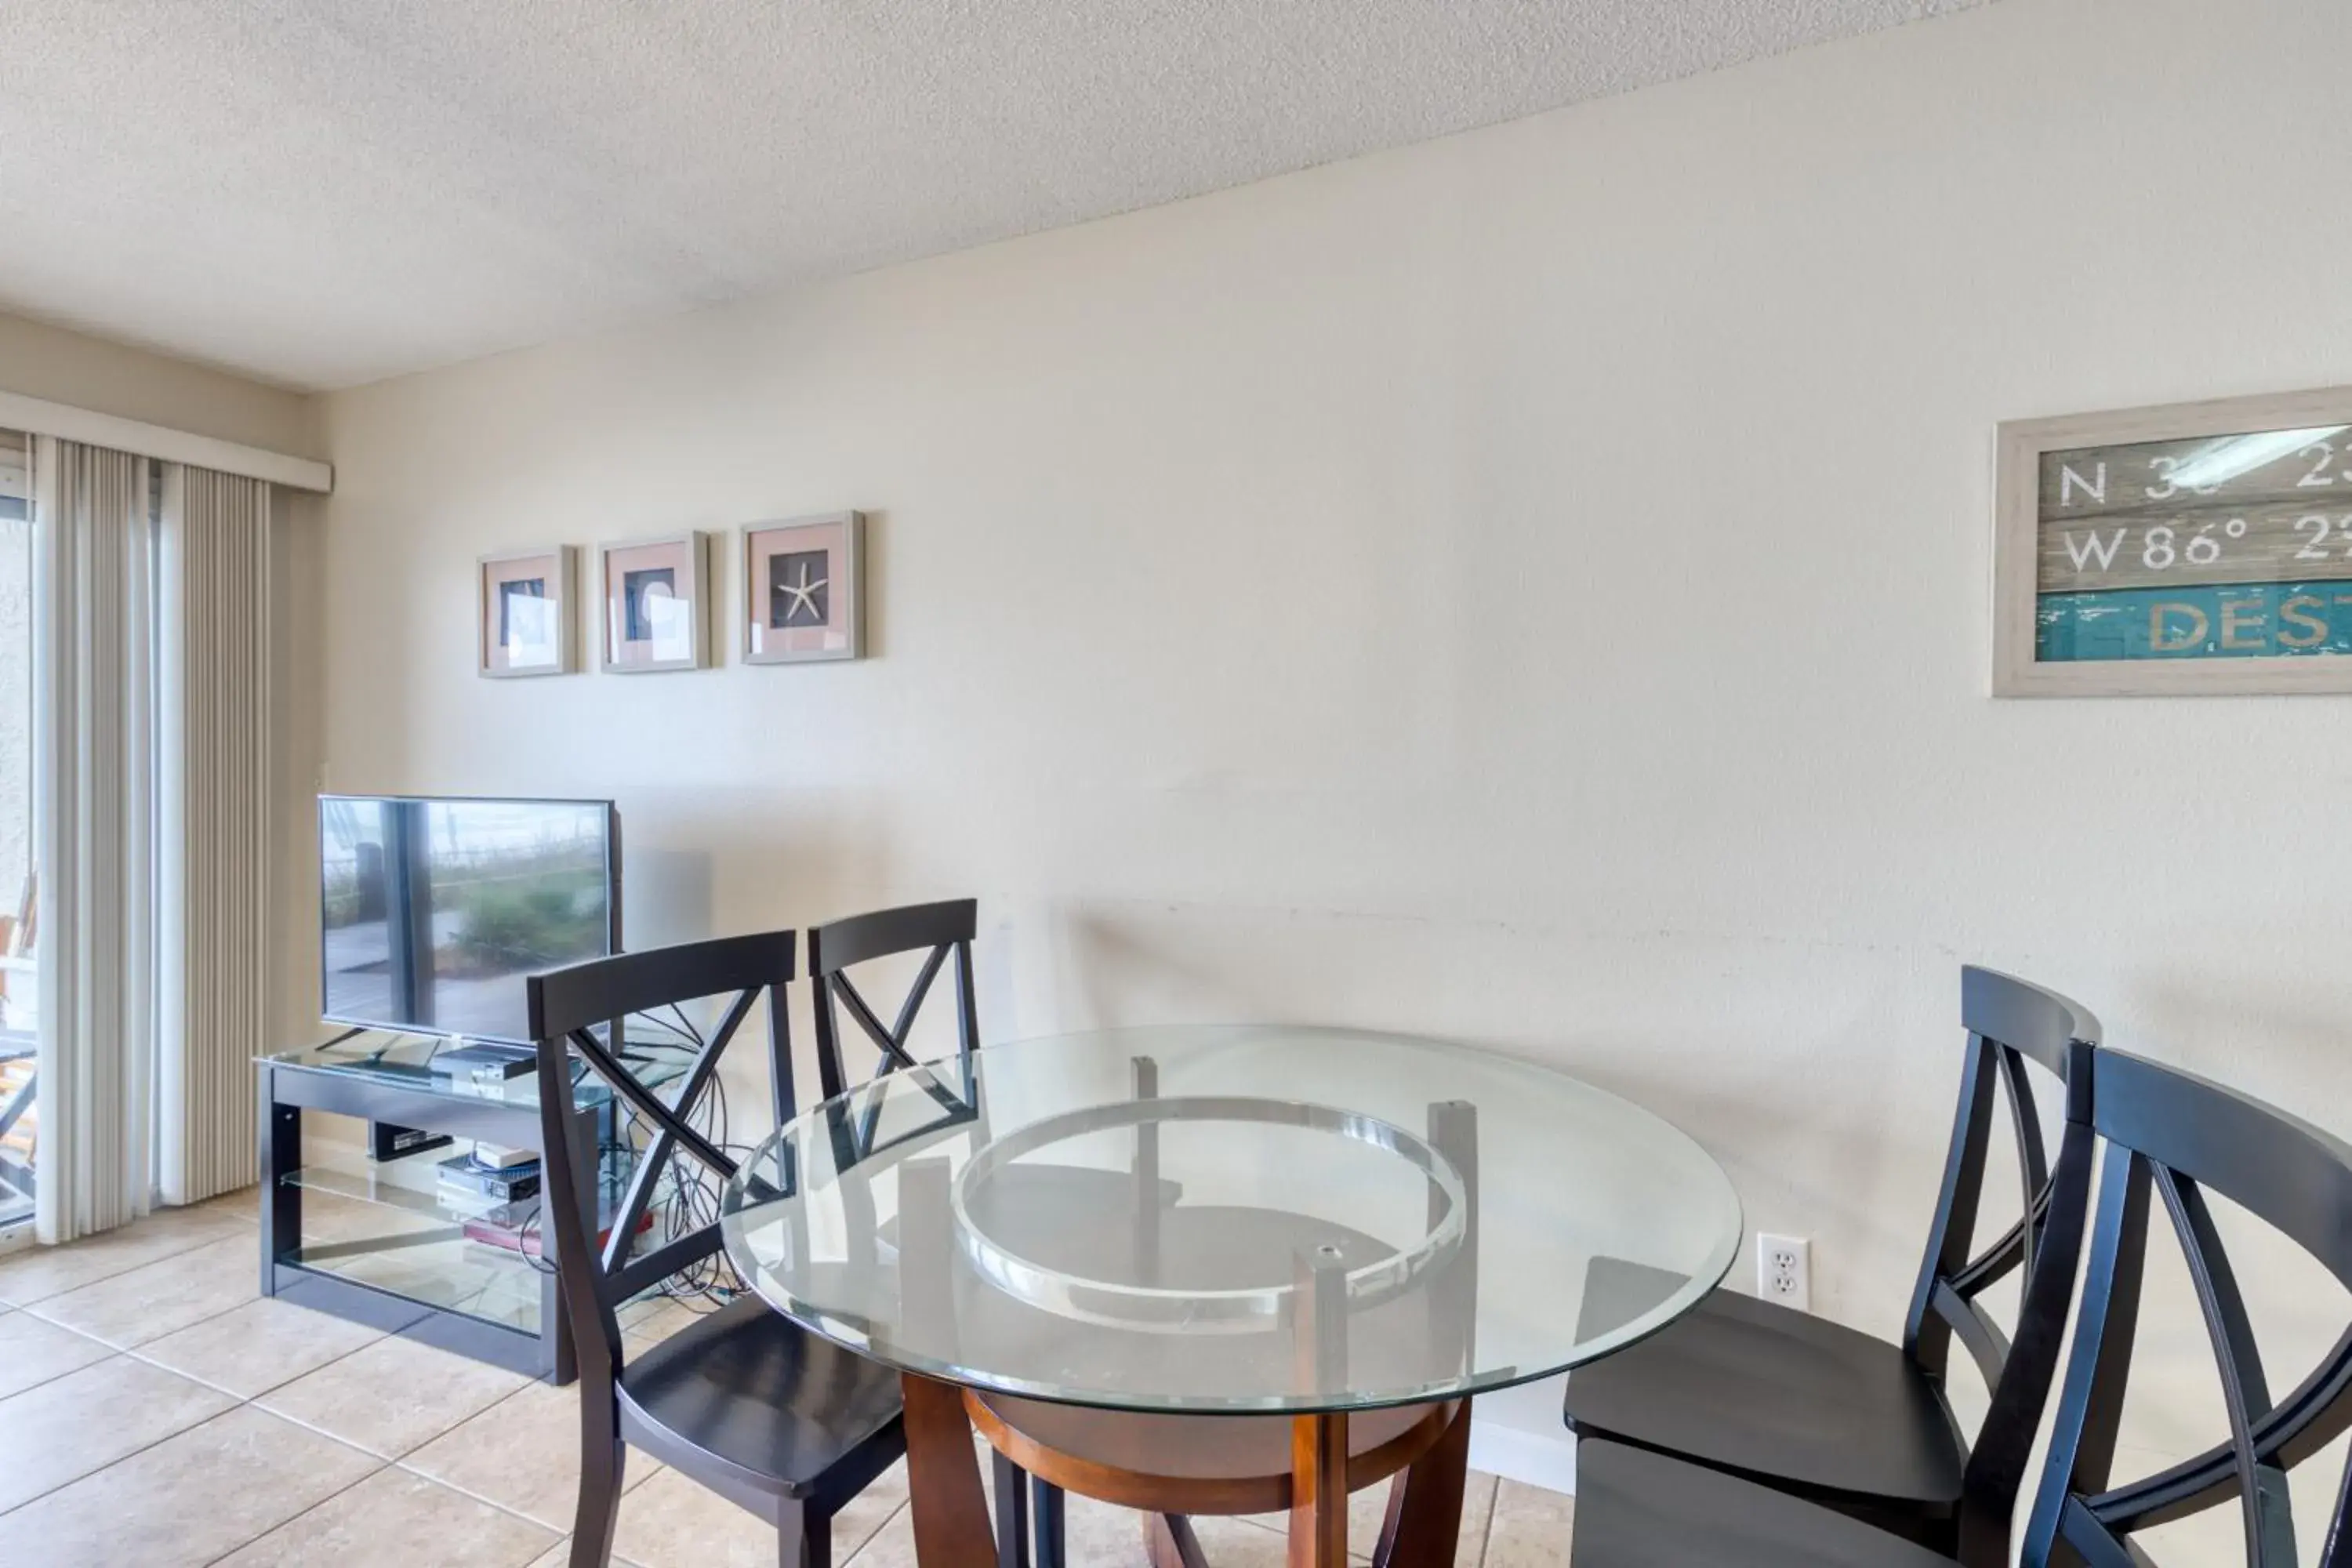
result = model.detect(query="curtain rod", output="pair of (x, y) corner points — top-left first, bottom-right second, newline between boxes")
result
(0, 388), (332, 494)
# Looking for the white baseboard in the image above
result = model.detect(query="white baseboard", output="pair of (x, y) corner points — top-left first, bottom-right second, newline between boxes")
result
(1467, 1417), (1577, 1495)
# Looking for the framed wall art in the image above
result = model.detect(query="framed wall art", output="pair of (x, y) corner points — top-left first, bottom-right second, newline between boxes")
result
(1995, 384), (2352, 696)
(743, 511), (863, 664)
(478, 546), (575, 678)
(600, 532), (710, 673)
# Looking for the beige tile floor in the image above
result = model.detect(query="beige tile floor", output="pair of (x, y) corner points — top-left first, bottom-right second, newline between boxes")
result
(0, 1193), (1577, 1566)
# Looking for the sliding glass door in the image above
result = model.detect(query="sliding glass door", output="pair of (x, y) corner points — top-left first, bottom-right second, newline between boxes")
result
(0, 432), (33, 1233)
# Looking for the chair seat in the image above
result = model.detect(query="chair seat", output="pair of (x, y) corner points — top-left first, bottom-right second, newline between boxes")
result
(1570, 1440), (1958, 1568)
(619, 1296), (904, 1503)
(1562, 1278), (1965, 1510)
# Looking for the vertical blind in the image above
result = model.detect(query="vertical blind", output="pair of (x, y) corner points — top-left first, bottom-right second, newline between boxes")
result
(30, 434), (275, 1234)
(158, 464), (271, 1203)
(34, 437), (158, 1240)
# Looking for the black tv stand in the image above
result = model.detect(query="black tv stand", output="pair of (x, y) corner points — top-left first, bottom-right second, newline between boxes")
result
(256, 1028), (686, 1382)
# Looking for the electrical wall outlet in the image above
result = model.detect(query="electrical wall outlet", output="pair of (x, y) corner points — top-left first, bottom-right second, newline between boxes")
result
(1758, 1233), (1810, 1312)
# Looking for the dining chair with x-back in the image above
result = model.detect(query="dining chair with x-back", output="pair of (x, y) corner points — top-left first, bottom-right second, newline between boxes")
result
(530, 931), (908, 1568)
(1562, 966), (2102, 1559)
(1572, 1045), (2352, 1566)
(806, 898), (1066, 1568)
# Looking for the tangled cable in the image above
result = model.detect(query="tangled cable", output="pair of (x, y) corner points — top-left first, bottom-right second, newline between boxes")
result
(504, 1003), (759, 1315)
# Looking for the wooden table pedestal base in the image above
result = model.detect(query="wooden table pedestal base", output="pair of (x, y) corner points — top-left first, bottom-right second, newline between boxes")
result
(899, 1374), (1472, 1568)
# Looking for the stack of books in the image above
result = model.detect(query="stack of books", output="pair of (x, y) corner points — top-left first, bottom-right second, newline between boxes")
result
(461, 1199), (553, 1258)
(461, 1200), (654, 1261)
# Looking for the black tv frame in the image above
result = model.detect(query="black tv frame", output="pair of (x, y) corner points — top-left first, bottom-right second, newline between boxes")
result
(317, 793), (622, 1045)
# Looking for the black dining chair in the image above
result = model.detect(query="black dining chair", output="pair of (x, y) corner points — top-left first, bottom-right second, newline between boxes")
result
(807, 898), (985, 1138)
(2020, 1048), (2352, 1566)
(1571, 1047), (2352, 1567)
(806, 898), (1065, 1568)
(529, 930), (907, 1568)
(1562, 967), (2102, 1555)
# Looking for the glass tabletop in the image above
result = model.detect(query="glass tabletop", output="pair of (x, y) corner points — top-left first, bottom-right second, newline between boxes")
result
(720, 1025), (1740, 1414)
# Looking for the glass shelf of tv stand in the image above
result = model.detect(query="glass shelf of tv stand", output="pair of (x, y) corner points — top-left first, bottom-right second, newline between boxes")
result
(279, 1135), (659, 1334)
(285, 1217), (550, 1331)
(280, 1135), (596, 1220)
(257, 1025), (695, 1111)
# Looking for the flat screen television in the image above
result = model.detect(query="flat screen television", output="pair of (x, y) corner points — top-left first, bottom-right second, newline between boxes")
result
(318, 794), (620, 1044)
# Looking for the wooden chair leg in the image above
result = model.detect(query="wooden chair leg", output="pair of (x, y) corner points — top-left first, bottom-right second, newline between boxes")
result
(572, 1432), (626, 1567)
(992, 1447), (1032, 1568)
(1030, 1475), (1066, 1568)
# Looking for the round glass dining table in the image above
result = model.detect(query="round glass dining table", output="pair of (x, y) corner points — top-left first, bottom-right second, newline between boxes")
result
(720, 1025), (1740, 1567)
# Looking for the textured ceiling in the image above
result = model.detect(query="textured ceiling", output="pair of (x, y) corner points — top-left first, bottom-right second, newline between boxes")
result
(0, 1), (1982, 390)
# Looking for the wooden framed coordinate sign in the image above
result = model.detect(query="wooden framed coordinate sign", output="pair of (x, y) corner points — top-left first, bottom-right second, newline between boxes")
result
(1995, 385), (2352, 695)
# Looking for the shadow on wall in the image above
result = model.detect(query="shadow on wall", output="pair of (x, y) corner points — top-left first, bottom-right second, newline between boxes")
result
(634, 793), (922, 1102)
(623, 847), (716, 949)
(621, 784), (916, 947)
(862, 510), (889, 661)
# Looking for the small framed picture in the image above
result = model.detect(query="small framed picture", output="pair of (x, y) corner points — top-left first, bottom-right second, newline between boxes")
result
(600, 532), (710, 673)
(478, 546), (575, 677)
(744, 512), (863, 664)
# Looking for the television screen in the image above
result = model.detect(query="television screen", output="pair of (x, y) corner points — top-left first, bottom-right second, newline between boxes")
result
(319, 795), (619, 1044)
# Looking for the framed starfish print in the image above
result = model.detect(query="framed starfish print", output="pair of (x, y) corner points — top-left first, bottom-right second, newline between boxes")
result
(743, 512), (863, 664)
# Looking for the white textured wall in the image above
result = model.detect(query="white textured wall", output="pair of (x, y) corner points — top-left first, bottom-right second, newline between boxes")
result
(313, 0), (2352, 1533)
